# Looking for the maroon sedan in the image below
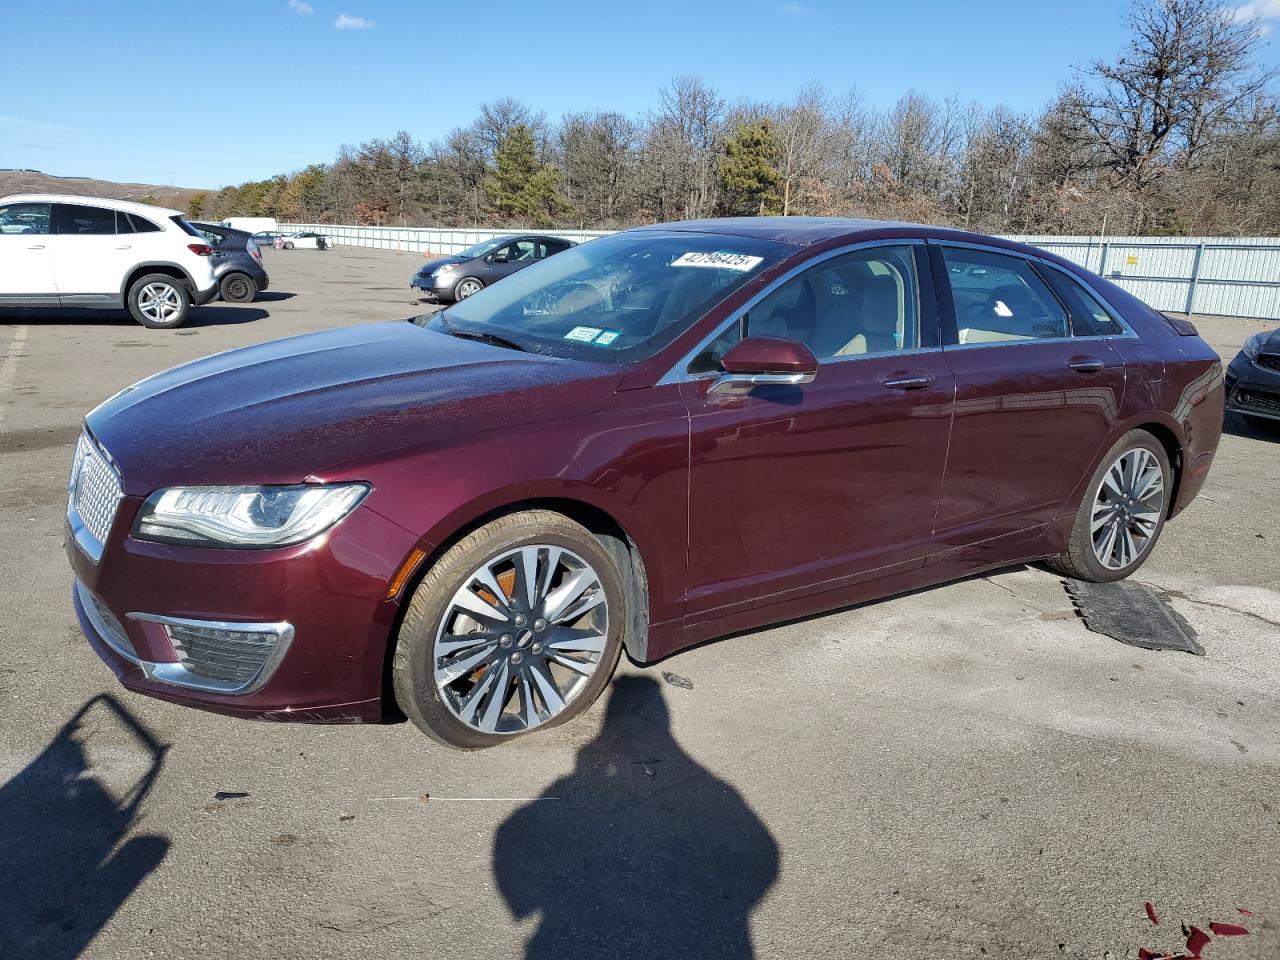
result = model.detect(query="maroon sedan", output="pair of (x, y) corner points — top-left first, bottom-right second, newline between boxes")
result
(66, 218), (1223, 747)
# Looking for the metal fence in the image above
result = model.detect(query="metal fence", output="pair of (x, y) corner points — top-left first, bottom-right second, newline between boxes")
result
(283, 223), (1280, 321)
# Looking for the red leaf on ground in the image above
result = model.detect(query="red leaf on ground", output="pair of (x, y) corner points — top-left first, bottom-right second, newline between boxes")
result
(1210, 922), (1249, 937)
(1146, 901), (1160, 925)
(1186, 926), (1211, 957)
(1237, 908), (1254, 917)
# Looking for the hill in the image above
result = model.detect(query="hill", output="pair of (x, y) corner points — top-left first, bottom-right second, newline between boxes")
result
(0, 170), (207, 211)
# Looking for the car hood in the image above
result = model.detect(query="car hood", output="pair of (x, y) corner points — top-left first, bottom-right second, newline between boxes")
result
(417, 256), (466, 275)
(86, 321), (622, 494)
(1256, 328), (1280, 353)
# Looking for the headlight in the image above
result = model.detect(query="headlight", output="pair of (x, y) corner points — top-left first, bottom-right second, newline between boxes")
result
(433, 263), (458, 277)
(1243, 332), (1265, 359)
(134, 483), (369, 548)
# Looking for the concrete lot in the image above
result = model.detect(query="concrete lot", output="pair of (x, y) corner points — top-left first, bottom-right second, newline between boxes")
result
(1, 246), (1277, 960)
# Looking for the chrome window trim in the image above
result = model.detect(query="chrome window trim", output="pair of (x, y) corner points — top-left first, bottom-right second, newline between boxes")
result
(657, 238), (928, 386)
(930, 239), (1139, 344)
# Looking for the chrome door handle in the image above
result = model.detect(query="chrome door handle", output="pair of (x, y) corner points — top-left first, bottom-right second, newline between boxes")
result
(882, 374), (935, 390)
(114, 244), (132, 250)
(1068, 357), (1105, 373)
(26, 244), (46, 250)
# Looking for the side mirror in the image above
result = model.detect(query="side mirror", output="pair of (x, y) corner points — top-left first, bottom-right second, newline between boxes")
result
(710, 336), (818, 395)
(489, 250), (508, 263)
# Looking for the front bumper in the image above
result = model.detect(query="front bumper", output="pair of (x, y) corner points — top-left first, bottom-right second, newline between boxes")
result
(66, 499), (425, 724)
(1225, 351), (1280, 421)
(410, 273), (455, 300)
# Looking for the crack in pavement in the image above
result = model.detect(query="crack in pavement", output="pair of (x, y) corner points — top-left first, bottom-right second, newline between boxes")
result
(1151, 585), (1280, 631)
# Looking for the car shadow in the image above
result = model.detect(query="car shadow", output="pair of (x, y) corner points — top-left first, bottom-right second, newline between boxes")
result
(0, 306), (267, 327)
(1221, 409), (1280, 442)
(0, 695), (170, 960)
(254, 291), (295, 302)
(492, 675), (779, 959)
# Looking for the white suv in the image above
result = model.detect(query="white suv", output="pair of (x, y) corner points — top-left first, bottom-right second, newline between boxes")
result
(0, 194), (218, 329)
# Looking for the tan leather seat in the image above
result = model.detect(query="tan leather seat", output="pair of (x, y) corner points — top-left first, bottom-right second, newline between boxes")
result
(836, 275), (900, 356)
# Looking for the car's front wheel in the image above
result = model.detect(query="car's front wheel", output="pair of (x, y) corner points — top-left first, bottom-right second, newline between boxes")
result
(1046, 429), (1171, 582)
(392, 510), (625, 749)
(219, 272), (257, 303)
(283, 241), (295, 250)
(127, 274), (191, 329)
(453, 277), (483, 300)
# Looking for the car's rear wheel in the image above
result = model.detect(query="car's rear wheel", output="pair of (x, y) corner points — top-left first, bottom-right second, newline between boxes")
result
(219, 272), (257, 303)
(392, 510), (625, 749)
(1045, 429), (1171, 582)
(127, 274), (191, 329)
(453, 277), (483, 300)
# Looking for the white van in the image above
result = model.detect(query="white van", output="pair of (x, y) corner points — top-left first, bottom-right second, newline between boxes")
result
(220, 216), (279, 233)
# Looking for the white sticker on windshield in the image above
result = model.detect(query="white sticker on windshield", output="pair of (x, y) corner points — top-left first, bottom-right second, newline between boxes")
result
(671, 251), (763, 272)
(594, 330), (620, 345)
(564, 325), (603, 342)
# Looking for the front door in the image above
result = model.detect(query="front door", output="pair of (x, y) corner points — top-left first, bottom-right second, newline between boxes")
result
(0, 201), (57, 303)
(683, 243), (955, 620)
(930, 243), (1128, 553)
(52, 203), (139, 302)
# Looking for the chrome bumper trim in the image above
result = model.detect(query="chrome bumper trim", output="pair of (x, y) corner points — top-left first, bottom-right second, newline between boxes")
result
(74, 581), (293, 696)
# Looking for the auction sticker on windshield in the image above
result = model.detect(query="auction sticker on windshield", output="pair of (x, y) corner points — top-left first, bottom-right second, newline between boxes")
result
(671, 251), (764, 271)
(564, 325), (603, 342)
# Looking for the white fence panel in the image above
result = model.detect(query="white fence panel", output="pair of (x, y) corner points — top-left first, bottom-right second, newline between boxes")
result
(285, 224), (1280, 320)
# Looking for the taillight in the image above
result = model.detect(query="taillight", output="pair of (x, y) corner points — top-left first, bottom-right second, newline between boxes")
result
(187, 243), (213, 256)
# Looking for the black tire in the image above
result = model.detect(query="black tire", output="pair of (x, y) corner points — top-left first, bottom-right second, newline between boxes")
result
(126, 274), (191, 329)
(1045, 429), (1172, 582)
(392, 510), (626, 749)
(317, 238), (327, 250)
(283, 241), (295, 250)
(453, 276), (484, 301)
(219, 272), (257, 303)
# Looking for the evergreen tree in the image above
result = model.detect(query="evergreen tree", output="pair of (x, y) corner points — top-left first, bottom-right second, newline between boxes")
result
(486, 124), (570, 226)
(719, 119), (781, 216)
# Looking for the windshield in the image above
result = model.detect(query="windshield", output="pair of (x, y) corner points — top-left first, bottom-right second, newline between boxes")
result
(432, 230), (790, 363)
(455, 237), (511, 260)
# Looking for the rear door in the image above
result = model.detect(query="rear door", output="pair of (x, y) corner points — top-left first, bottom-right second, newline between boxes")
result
(929, 243), (1128, 556)
(0, 201), (57, 302)
(52, 204), (138, 302)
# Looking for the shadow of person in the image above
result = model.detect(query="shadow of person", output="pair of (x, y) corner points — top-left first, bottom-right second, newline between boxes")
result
(0, 695), (170, 960)
(493, 675), (779, 960)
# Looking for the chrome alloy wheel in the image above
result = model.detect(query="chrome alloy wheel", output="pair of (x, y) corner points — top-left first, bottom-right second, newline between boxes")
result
(455, 278), (482, 299)
(1091, 447), (1165, 570)
(434, 545), (609, 735)
(138, 282), (182, 323)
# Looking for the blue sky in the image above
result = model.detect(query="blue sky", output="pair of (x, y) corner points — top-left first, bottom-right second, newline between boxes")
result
(4, 0), (1280, 189)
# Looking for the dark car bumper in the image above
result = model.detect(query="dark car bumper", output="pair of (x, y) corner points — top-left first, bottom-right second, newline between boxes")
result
(66, 501), (425, 724)
(192, 284), (218, 306)
(1225, 351), (1280, 421)
(213, 260), (270, 293)
(411, 274), (456, 300)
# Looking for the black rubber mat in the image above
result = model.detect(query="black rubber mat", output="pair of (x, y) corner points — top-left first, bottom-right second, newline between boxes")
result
(1063, 579), (1205, 655)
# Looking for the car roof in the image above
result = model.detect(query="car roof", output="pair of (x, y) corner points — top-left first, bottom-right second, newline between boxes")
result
(632, 216), (1042, 252)
(0, 193), (185, 218)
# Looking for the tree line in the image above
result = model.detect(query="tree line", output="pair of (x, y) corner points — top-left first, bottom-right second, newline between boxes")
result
(193, 0), (1280, 237)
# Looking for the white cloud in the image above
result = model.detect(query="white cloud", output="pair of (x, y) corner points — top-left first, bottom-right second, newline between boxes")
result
(1231, 0), (1280, 22)
(334, 13), (373, 28)
(777, 2), (810, 13)
(288, 0), (314, 14)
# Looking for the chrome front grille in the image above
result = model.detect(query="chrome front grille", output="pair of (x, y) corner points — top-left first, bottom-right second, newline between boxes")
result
(68, 433), (124, 562)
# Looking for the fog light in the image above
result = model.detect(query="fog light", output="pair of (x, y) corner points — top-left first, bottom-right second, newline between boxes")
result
(128, 612), (294, 694)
